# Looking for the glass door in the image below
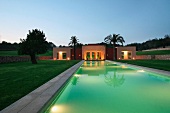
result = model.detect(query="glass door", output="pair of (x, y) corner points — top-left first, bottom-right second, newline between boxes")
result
(86, 52), (90, 60)
(92, 52), (95, 60)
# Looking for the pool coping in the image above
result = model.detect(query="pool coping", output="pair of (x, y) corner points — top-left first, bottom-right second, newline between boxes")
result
(106, 60), (170, 76)
(1, 60), (84, 113)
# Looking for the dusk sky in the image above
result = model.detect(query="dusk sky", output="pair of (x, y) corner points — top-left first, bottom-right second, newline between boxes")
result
(0, 0), (170, 46)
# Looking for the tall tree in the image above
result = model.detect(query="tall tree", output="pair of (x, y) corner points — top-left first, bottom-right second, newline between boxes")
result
(68, 36), (79, 60)
(18, 29), (48, 64)
(104, 34), (125, 60)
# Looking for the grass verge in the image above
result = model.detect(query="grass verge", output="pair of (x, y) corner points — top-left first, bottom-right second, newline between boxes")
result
(136, 50), (170, 55)
(0, 51), (19, 56)
(116, 60), (170, 71)
(0, 50), (53, 56)
(0, 60), (80, 110)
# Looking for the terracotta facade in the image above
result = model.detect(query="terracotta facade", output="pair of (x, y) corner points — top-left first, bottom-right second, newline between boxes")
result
(53, 47), (71, 60)
(53, 45), (136, 60)
(82, 45), (106, 60)
(106, 47), (114, 60)
(116, 46), (136, 60)
(71, 48), (82, 60)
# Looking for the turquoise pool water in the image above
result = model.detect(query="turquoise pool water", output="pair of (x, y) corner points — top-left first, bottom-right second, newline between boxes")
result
(43, 61), (170, 113)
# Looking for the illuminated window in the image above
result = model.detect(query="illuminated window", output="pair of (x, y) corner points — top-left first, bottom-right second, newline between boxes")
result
(121, 52), (124, 59)
(92, 52), (95, 60)
(97, 52), (101, 60)
(128, 52), (132, 59)
(86, 52), (90, 60)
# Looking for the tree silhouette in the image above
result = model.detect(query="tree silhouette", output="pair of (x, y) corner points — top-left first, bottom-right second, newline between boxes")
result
(126, 34), (170, 50)
(104, 71), (125, 87)
(104, 34), (125, 60)
(68, 36), (79, 60)
(18, 29), (48, 64)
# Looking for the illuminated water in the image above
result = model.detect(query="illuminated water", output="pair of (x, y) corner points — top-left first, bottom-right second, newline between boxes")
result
(43, 61), (170, 113)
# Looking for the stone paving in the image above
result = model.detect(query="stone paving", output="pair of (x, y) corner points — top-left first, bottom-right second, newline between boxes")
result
(1, 60), (84, 113)
(106, 60), (170, 76)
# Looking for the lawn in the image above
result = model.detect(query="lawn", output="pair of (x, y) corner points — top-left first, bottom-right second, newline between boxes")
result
(0, 60), (80, 110)
(116, 60), (170, 71)
(0, 50), (53, 56)
(136, 50), (170, 55)
(0, 51), (19, 56)
(37, 50), (53, 56)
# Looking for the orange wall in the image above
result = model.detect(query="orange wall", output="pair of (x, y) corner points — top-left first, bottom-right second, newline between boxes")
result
(53, 46), (136, 60)
(82, 45), (106, 60)
(117, 46), (136, 60)
(53, 47), (71, 60)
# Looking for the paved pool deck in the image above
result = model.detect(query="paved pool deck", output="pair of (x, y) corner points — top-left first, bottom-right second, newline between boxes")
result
(1, 60), (84, 113)
(106, 60), (170, 76)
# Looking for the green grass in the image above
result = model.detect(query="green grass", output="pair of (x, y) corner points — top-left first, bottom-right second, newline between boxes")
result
(116, 60), (170, 71)
(0, 60), (80, 110)
(136, 50), (170, 55)
(37, 50), (53, 56)
(0, 51), (19, 56)
(0, 50), (53, 56)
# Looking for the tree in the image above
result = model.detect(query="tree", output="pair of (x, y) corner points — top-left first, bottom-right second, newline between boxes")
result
(104, 71), (125, 87)
(104, 34), (125, 60)
(18, 29), (48, 64)
(68, 36), (79, 60)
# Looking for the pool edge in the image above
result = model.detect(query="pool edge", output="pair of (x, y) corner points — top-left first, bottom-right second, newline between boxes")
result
(1, 60), (84, 113)
(106, 60), (170, 76)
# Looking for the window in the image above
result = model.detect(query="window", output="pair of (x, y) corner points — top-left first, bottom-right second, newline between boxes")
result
(128, 52), (132, 59)
(86, 52), (90, 60)
(121, 52), (124, 59)
(62, 53), (67, 59)
(92, 52), (95, 60)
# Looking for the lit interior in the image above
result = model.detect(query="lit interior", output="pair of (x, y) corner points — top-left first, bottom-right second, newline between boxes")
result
(58, 51), (67, 60)
(83, 51), (104, 60)
(122, 51), (128, 59)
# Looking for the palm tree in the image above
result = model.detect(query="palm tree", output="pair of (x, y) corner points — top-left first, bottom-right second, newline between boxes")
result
(69, 36), (79, 60)
(104, 34), (125, 60)
(104, 71), (125, 87)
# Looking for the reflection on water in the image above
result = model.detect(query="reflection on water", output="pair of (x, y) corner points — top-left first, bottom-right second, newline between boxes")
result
(83, 61), (105, 67)
(104, 71), (125, 87)
(71, 76), (79, 85)
(79, 61), (107, 76)
(43, 61), (170, 113)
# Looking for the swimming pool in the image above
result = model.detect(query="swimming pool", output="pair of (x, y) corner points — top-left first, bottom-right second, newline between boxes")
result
(42, 61), (170, 113)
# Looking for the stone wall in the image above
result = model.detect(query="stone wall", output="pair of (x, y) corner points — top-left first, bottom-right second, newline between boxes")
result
(38, 56), (53, 60)
(0, 56), (52, 64)
(136, 55), (170, 60)
(142, 47), (170, 51)
(0, 56), (30, 63)
(155, 55), (170, 60)
(136, 55), (151, 60)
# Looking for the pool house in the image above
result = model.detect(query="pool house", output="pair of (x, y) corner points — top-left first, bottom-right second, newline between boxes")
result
(53, 44), (136, 60)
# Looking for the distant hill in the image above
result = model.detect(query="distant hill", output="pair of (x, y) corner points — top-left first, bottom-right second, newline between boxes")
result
(126, 35), (170, 51)
(0, 41), (56, 51)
